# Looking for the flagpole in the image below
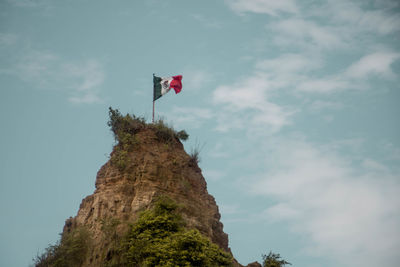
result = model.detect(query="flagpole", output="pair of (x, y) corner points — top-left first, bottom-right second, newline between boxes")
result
(152, 100), (155, 123)
(152, 73), (155, 123)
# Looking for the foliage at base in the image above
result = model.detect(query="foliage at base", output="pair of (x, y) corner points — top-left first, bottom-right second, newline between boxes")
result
(107, 107), (189, 172)
(105, 197), (233, 267)
(33, 227), (91, 267)
(176, 130), (189, 141)
(262, 252), (291, 267)
(107, 107), (146, 143)
(150, 119), (188, 144)
(189, 147), (200, 167)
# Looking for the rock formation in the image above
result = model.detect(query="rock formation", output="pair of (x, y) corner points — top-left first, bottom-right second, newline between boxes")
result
(59, 116), (260, 266)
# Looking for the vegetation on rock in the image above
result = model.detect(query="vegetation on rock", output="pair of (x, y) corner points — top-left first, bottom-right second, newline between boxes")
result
(34, 107), (292, 267)
(262, 252), (291, 267)
(107, 107), (188, 144)
(189, 146), (201, 167)
(107, 107), (189, 172)
(105, 197), (233, 267)
(100, 217), (121, 247)
(34, 227), (91, 267)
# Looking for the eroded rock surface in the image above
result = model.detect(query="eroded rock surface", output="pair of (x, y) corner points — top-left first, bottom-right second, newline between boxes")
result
(62, 127), (259, 266)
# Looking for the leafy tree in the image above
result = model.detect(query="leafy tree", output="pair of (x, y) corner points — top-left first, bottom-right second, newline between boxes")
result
(107, 107), (146, 143)
(108, 107), (188, 147)
(120, 197), (233, 267)
(101, 217), (121, 246)
(34, 227), (91, 267)
(176, 130), (189, 141)
(262, 252), (291, 267)
(107, 107), (144, 172)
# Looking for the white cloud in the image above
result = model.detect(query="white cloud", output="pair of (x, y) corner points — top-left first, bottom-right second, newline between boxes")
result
(202, 169), (226, 181)
(65, 60), (104, 92)
(191, 14), (222, 29)
(213, 73), (293, 133)
(15, 50), (60, 87)
(268, 18), (344, 49)
(208, 142), (230, 158)
(253, 53), (351, 95)
(219, 1), (400, 266)
(362, 158), (389, 173)
(225, 0), (298, 16)
(213, 76), (268, 110)
(263, 203), (300, 222)
(382, 142), (400, 162)
(12, 49), (105, 104)
(0, 33), (18, 46)
(309, 100), (343, 111)
(345, 52), (400, 79)
(248, 139), (400, 267)
(323, 0), (400, 35)
(256, 53), (321, 74)
(252, 50), (397, 95)
(164, 106), (213, 128)
(224, 0), (400, 96)
(227, 0), (400, 54)
(6, 0), (52, 8)
(296, 77), (351, 93)
(63, 60), (104, 104)
(182, 69), (213, 91)
(219, 203), (240, 215)
(68, 92), (102, 104)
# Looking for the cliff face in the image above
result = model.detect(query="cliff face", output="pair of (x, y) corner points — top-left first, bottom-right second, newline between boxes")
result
(63, 127), (233, 266)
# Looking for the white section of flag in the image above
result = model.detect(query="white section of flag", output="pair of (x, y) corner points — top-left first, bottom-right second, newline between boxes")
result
(160, 77), (173, 96)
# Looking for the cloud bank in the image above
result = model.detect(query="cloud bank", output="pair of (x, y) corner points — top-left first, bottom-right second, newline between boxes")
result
(216, 1), (400, 266)
(249, 139), (400, 267)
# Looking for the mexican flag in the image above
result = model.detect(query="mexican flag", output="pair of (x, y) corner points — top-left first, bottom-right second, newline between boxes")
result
(153, 74), (183, 101)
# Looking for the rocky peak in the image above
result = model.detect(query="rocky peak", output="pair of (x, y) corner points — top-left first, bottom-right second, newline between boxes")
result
(58, 111), (260, 267)
(63, 120), (232, 265)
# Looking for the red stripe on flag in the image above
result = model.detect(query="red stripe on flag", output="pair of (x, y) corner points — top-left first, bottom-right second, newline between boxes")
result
(170, 75), (182, 94)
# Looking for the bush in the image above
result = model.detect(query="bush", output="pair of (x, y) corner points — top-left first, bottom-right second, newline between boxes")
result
(108, 107), (188, 148)
(189, 147), (200, 167)
(101, 217), (121, 246)
(152, 119), (177, 143)
(189, 141), (204, 167)
(262, 251), (291, 267)
(108, 107), (143, 172)
(176, 130), (189, 141)
(107, 108), (189, 172)
(107, 107), (146, 143)
(117, 197), (233, 267)
(151, 118), (189, 143)
(110, 147), (129, 172)
(34, 227), (91, 267)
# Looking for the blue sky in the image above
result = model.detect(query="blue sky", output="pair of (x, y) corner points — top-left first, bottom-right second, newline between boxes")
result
(0, 0), (399, 266)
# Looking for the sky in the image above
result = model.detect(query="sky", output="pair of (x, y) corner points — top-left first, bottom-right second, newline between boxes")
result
(0, 0), (399, 266)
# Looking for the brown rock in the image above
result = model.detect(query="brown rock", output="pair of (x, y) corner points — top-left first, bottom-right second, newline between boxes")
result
(62, 126), (254, 266)
(246, 262), (263, 267)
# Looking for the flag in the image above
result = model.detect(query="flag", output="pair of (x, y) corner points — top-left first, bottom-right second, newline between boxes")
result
(153, 74), (182, 101)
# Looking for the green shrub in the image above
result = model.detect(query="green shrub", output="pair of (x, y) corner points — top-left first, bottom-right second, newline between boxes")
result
(101, 217), (121, 246)
(112, 197), (232, 267)
(108, 107), (143, 172)
(262, 251), (291, 267)
(152, 119), (177, 143)
(189, 148), (200, 167)
(110, 147), (129, 172)
(107, 108), (188, 171)
(176, 130), (189, 141)
(151, 118), (189, 143)
(189, 141), (205, 168)
(107, 107), (145, 143)
(34, 227), (91, 267)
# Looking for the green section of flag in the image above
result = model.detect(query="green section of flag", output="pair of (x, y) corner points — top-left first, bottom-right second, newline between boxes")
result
(153, 75), (162, 101)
